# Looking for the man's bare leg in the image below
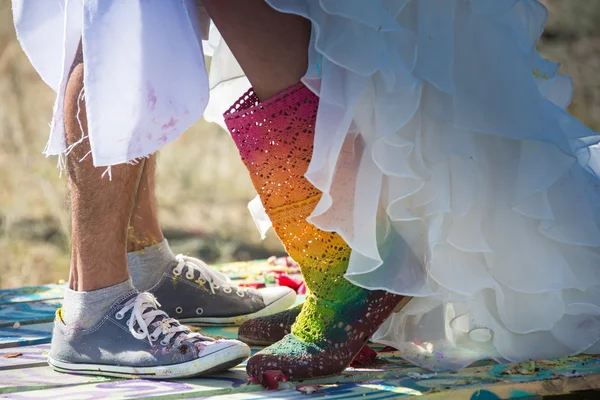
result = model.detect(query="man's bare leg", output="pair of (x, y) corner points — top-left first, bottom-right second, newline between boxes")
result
(125, 154), (176, 293)
(128, 154), (163, 252)
(49, 54), (251, 379)
(65, 62), (143, 293)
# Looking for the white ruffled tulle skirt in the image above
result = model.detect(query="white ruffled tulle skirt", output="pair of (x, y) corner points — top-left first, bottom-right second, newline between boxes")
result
(15, 0), (600, 370)
(208, 0), (600, 370)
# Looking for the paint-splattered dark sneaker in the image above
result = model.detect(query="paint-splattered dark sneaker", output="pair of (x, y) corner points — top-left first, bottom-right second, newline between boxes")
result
(149, 255), (296, 326)
(48, 292), (251, 379)
(238, 305), (302, 345)
(246, 293), (412, 381)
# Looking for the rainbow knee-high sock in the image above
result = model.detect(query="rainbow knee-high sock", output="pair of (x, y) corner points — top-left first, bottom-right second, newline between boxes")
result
(225, 83), (405, 379)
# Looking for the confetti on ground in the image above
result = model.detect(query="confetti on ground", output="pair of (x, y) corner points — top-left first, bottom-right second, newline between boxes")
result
(2, 352), (23, 358)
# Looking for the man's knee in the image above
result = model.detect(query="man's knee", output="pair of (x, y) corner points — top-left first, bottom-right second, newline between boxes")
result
(68, 63), (84, 87)
(66, 63), (84, 106)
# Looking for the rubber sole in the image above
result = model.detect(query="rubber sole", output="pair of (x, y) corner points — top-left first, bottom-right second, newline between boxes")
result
(237, 336), (277, 346)
(180, 289), (297, 326)
(47, 343), (250, 379)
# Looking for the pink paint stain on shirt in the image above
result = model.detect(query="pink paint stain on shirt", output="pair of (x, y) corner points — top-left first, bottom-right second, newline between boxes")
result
(157, 134), (169, 144)
(162, 117), (178, 130)
(147, 82), (157, 111)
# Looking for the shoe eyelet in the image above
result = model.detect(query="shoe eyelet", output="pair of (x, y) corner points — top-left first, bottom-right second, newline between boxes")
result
(160, 340), (169, 346)
(175, 307), (183, 314)
(237, 291), (245, 297)
(196, 308), (203, 315)
(212, 284), (220, 290)
(137, 328), (144, 334)
(172, 269), (182, 276)
(223, 287), (232, 294)
(186, 273), (194, 280)
(115, 312), (124, 320)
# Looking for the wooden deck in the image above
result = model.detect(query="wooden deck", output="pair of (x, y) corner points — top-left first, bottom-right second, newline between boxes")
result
(1, 260), (599, 399)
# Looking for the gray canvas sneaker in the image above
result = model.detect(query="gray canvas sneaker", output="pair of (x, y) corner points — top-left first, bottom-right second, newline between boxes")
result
(149, 255), (296, 326)
(48, 291), (250, 379)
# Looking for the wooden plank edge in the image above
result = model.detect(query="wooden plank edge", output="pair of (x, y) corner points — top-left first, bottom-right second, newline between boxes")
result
(0, 285), (65, 305)
(0, 361), (48, 371)
(0, 337), (51, 349)
(425, 373), (600, 399)
(0, 318), (55, 329)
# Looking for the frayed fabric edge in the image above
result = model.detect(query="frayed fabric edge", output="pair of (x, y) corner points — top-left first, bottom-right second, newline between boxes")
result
(46, 85), (154, 181)
(51, 152), (152, 181)
(49, 150), (153, 182)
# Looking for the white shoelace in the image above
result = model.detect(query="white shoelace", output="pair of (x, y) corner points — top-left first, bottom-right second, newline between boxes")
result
(116, 292), (211, 346)
(174, 255), (246, 297)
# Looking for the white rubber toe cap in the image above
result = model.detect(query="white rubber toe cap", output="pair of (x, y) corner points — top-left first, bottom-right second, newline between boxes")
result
(258, 286), (296, 307)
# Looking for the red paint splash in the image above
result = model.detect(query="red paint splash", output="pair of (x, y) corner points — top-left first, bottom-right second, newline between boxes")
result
(297, 282), (306, 295)
(238, 282), (266, 289)
(276, 275), (303, 292)
(248, 370), (289, 390)
(350, 344), (377, 367)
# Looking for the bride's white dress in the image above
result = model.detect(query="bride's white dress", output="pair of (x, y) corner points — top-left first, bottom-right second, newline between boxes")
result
(14, 0), (600, 370)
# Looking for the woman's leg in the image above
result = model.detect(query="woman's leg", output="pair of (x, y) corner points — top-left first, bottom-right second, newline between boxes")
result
(204, 0), (407, 380)
(203, 0), (310, 101)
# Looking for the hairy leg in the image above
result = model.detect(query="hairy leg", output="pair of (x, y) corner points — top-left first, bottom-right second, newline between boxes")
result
(65, 58), (143, 292)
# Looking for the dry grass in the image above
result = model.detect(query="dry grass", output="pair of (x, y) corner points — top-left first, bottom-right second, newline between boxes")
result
(0, 1), (598, 288)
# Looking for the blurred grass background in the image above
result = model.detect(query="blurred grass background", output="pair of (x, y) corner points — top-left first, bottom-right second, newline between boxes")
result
(1, 1), (599, 288)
